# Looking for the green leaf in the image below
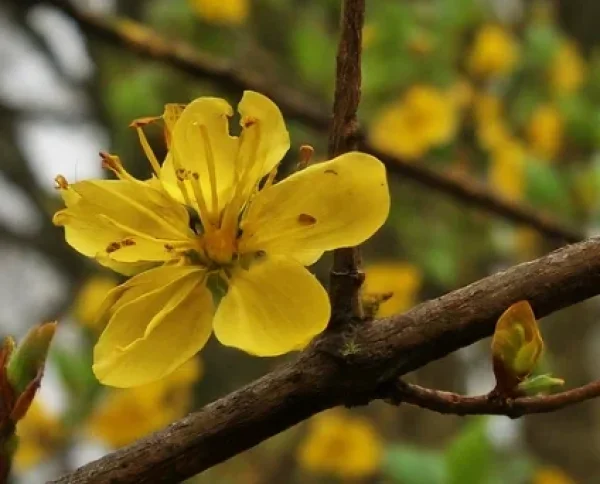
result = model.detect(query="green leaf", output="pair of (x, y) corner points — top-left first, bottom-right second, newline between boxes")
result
(445, 418), (492, 484)
(383, 445), (446, 484)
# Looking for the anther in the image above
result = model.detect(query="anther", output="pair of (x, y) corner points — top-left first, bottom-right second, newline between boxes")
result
(242, 116), (258, 128)
(129, 116), (160, 128)
(54, 175), (69, 190)
(297, 144), (314, 171)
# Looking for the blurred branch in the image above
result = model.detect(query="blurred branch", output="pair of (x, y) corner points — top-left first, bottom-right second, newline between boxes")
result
(53, 237), (600, 482)
(328, 0), (365, 324)
(386, 380), (600, 418)
(42, 0), (584, 244)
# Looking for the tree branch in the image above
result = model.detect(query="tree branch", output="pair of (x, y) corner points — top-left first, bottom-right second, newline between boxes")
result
(328, 0), (366, 324)
(386, 380), (600, 418)
(53, 237), (600, 483)
(42, 0), (584, 244)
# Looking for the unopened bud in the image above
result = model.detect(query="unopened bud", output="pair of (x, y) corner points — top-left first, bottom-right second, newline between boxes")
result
(517, 374), (565, 395)
(7, 322), (57, 395)
(491, 301), (544, 396)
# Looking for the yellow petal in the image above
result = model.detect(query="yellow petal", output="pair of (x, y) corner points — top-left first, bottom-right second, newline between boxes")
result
(239, 152), (389, 259)
(53, 179), (192, 265)
(213, 257), (330, 356)
(237, 90), (290, 183)
(93, 265), (213, 387)
(167, 97), (238, 214)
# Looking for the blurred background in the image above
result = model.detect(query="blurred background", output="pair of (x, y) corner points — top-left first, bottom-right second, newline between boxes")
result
(1, 0), (600, 482)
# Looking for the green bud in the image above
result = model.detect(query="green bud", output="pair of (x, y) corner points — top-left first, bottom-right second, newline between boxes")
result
(517, 374), (565, 395)
(6, 322), (57, 394)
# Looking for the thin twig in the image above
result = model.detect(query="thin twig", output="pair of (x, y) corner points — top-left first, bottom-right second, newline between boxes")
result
(52, 237), (600, 483)
(42, 0), (584, 244)
(387, 380), (600, 419)
(328, 0), (366, 324)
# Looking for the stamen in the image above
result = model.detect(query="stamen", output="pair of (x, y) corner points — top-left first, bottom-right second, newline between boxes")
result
(263, 165), (278, 190)
(220, 121), (261, 236)
(54, 175), (69, 190)
(190, 171), (214, 229)
(297, 144), (314, 170)
(198, 124), (219, 218)
(171, 147), (213, 233)
(100, 152), (136, 182)
(135, 126), (161, 176)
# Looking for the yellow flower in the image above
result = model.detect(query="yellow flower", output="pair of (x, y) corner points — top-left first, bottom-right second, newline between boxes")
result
(467, 24), (519, 78)
(363, 262), (422, 317)
(73, 275), (119, 329)
(549, 42), (586, 96)
(297, 409), (383, 479)
(88, 358), (200, 447)
(14, 399), (64, 470)
(489, 138), (526, 201)
(188, 0), (248, 25)
(532, 467), (576, 484)
(53, 91), (390, 387)
(491, 301), (543, 394)
(369, 85), (458, 160)
(526, 104), (563, 161)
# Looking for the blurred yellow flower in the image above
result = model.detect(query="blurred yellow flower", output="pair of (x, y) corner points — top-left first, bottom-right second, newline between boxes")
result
(549, 42), (586, 96)
(73, 275), (119, 329)
(467, 24), (519, 78)
(532, 466), (576, 484)
(188, 0), (248, 25)
(473, 93), (513, 150)
(526, 104), (563, 161)
(489, 138), (526, 201)
(369, 85), (458, 160)
(88, 358), (201, 448)
(363, 262), (422, 317)
(473, 93), (503, 124)
(14, 399), (64, 470)
(297, 409), (383, 479)
(54, 91), (390, 388)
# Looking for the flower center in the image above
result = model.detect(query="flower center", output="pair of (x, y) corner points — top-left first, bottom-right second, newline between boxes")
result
(202, 227), (236, 265)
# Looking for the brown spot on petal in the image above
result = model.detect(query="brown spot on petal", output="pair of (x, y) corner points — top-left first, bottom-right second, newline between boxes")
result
(242, 116), (258, 128)
(122, 238), (136, 247)
(106, 242), (121, 253)
(298, 213), (317, 226)
(324, 169), (338, 175)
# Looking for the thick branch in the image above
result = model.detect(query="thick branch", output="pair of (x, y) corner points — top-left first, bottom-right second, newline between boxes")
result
(54, 238), (600, 483)
(328, 0), (366, 323)
(42, 0), (583, 244)
(387, 380), (600, 418)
